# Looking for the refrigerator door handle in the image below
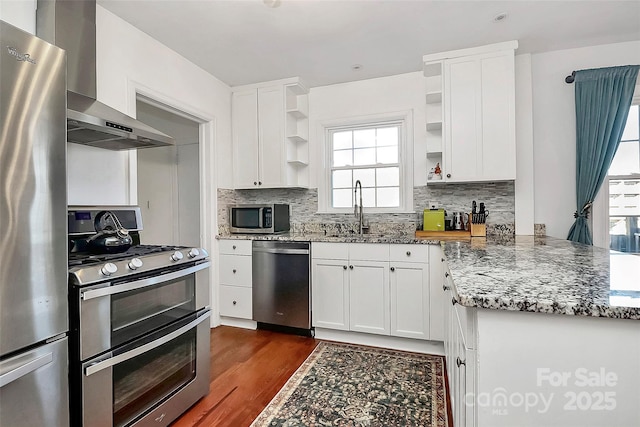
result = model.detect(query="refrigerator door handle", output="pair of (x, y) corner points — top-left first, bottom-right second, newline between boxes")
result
(0, 352), (53, 388)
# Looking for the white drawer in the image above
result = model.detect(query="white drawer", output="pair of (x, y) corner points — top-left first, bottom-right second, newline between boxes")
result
(390, 244), (429, 263)
(219, 254), (252, 287)
(219, 285), (252, 319)
(348, 243), (389, 261)
(219, 239), (252, 255)
(312, 242), (348, 260)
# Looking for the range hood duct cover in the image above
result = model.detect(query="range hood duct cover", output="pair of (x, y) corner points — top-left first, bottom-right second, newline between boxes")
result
(36, 0), (173, 150)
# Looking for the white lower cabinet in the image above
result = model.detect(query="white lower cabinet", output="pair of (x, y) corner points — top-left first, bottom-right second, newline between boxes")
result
(219, 285), (252, 319)
(349, 260), (390, 335)
(312, 242), (434, 340)
(218, 239), (253, 320)
(311, 258), (349, 330)
(390, 262), (429, 339)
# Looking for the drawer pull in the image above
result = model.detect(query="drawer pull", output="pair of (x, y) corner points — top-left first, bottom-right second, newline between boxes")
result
(390, 267), (395, 272)
(232, 245), (236, 250)
(443, 284), (450, 291)
(441, 258), (445, 262)
(452, 297), (457, 306)
(232, 269), (237, 274)
(456, 357), (466, 367)
(232, 300), (237, 305)
(445, 272), (449, 278)
(406, 251), (411, 256)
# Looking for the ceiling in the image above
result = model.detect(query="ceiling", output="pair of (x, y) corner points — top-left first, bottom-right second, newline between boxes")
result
(98, 0), (640, 88)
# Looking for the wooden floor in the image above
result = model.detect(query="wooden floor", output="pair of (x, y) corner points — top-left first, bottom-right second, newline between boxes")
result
(171, 326), (318, 427)
(172, 326), (452, 427)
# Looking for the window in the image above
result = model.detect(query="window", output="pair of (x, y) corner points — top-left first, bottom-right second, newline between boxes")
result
(608, 105), (640, 253)
(329, 123), (401, 209)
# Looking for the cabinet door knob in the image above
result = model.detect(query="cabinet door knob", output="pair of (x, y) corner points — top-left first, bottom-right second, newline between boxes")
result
(445, 272), (449, 278)
(349, 265), (354, 270)
(456, 357), (466, 367)
(232, 245), (236, 250)
(232, 300), (237, 305)
(390, 267), (395, 272)
(254, 181), (257, 185)
(232, 269), (237, 274)
(446, 173), (451, 178)
(441, 258), (445, 263)
(452, 297), (457, 306)
(258, 181), (262, 185)
(343, 265), (348, 270)
(443, 284), (450, 291)
(406, 251), (411, 256)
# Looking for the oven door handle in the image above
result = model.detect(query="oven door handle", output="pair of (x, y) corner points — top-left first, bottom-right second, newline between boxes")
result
(81, 261), (211, 301)
(84, 310), (211, 377)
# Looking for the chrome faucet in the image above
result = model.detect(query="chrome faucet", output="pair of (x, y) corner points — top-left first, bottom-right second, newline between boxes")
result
(354, 180), (364, 234)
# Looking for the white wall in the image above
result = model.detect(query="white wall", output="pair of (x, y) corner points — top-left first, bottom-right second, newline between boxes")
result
(0, 0), (35, 34)
(309, 71), (427, 189)
(82, 5), (232, 204)
(531, 40), (640, 239)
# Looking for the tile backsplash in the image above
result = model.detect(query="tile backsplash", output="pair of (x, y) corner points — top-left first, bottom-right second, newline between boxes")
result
(218, 181), (517, 235)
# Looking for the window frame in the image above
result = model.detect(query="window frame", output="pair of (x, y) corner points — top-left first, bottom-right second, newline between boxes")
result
(593, 91), (640, 249)
(317, 110), (414, 214)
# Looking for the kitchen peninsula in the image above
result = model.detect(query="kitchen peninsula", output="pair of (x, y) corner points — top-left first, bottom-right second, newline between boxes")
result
(218, 232), (640, 426)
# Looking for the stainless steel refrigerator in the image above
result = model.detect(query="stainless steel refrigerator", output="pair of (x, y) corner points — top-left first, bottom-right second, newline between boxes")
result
(0, 20), (69, 426)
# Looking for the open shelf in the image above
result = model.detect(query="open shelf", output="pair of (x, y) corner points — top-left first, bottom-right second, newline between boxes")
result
(426, 121), (442, 131)
(426, 91), (442, 104)
(424, 62), (442, 78)
(287, 159), (309, 167)
(287, 134), (307, 143)
(286, 109), (307, 119)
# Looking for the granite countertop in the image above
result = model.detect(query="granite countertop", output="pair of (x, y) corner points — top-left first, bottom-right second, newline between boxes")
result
(217, 232), (440, 245)
(443, 236), (640, 320)
(217, 233), (640, 320)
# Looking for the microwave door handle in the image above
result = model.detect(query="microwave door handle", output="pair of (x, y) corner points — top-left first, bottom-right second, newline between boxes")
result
(258, 207), (264, 228)
(84, 311), (211, 377)
(0, 352), (53, 388)
(81, 261), (211, 301)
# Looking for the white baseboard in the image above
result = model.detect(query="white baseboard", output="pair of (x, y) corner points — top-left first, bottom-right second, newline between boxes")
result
(314, 328), (444, 355)
(219, 317), (257, 330)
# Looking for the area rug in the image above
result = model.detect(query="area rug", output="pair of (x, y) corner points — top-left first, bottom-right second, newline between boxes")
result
(251, 341), (448, 427)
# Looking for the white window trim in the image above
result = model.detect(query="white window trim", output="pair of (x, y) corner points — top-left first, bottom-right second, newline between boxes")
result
(592, 84), (640, 249)
(317, 110), (414, 214)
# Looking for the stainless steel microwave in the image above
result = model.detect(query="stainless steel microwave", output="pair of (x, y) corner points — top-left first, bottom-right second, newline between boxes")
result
(229, 204), (290, 234)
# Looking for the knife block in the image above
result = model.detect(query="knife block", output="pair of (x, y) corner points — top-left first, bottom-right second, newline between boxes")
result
(469, 212), (487, 237)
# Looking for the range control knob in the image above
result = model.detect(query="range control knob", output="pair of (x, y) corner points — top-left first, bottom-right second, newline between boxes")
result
(188, 248), (200, 259)
(100, 263), (118, 276)
(128, 258), (143, 270)
(171, 251), (184, 262)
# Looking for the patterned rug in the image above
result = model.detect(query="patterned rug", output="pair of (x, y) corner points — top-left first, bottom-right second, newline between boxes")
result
(251, 341), (448, 427)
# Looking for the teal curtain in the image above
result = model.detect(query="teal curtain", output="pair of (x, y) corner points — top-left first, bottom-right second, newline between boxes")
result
(567, 65), (639, 244)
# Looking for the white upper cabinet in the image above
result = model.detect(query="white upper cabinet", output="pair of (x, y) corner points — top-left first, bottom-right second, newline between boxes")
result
(231, 78), (309, 189)
(424, 41), (518, 184)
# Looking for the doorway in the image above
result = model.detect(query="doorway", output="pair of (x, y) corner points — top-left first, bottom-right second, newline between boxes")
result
(136, 100), (201, 247)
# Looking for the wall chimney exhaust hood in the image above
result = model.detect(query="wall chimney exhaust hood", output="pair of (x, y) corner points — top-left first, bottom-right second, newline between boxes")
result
(36, 0), (173, 150)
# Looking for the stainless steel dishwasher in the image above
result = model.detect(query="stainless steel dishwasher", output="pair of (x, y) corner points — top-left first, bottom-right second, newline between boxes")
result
(252, 240), (311, 333)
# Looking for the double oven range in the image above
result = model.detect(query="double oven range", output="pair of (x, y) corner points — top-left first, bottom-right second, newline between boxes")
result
(68, 207), (211, 427)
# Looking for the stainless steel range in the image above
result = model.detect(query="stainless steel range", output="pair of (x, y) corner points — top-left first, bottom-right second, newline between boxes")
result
(67, 206), (211, 427)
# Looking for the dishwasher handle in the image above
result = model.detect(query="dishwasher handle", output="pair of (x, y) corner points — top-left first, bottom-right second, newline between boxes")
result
(252, 247), (309, 255)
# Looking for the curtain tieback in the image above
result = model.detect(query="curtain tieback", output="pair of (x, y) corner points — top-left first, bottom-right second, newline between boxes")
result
(573, 201), (593, 219)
